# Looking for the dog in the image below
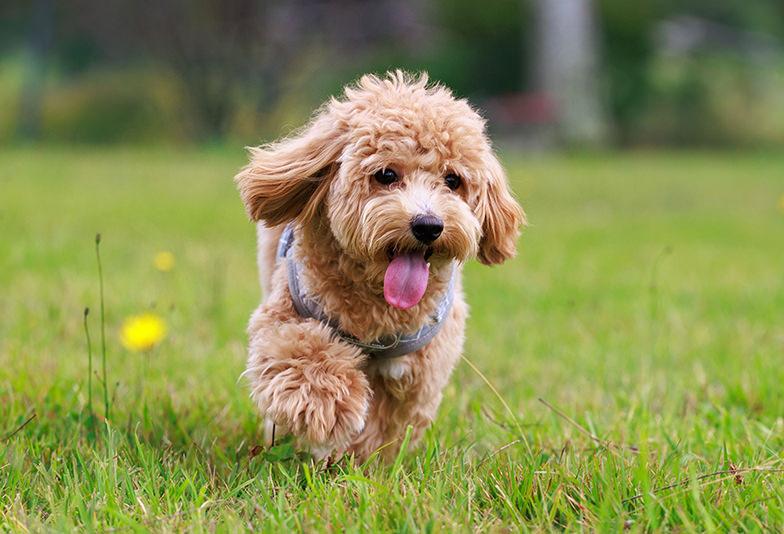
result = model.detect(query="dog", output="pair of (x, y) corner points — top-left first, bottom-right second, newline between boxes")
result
(235, 71), (524, 461)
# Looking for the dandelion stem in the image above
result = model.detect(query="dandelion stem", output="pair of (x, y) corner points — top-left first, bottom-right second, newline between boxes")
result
(95, 233), (109, 421)
(83, 307), (93, 414)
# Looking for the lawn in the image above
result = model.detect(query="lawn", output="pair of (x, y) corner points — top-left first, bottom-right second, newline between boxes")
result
(1, 147), (783, 531)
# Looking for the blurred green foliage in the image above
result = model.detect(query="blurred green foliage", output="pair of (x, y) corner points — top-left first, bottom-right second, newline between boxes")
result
(41, 69), (187, 144)
(0, 0), (782, 146)
(426, 0), (530, 96)
(598, 0), (784, 146)
(599, 0), (661, 144)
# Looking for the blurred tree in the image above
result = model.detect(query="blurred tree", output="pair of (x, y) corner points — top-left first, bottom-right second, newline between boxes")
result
(429, 0), (527, 96)
(597, 0), (661, 145)
(59, 0), (276, 140)
(535, 0), (607, 146)
(53, 0), (429, 140)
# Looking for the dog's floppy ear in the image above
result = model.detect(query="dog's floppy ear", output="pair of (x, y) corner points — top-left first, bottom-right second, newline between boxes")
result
(235, 109), (345, 226)
(475, 152), (526, 265)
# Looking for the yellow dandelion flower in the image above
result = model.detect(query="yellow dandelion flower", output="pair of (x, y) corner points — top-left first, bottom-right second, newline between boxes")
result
(779, 194), (784, 212)
(120, 313), (167, 352)
(153, 251), (175, 272)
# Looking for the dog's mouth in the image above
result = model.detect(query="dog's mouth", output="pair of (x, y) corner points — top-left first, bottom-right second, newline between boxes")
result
(383, 247), (432, 310)
(385, 247), (433, 262)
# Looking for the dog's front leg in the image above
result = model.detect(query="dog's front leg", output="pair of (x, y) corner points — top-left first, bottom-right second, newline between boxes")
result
(245, 309), (370, 455)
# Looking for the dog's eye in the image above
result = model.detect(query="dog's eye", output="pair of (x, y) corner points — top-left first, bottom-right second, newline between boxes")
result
(373, 168), (398, 185)
(444, 173), (462, 191)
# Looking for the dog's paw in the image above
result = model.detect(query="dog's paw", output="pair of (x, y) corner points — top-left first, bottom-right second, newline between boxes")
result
(264, 363), (369, 449)
(249, 320), (370, 451)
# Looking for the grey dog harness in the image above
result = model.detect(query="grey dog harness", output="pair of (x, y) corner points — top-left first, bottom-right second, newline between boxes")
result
(277, 224), (455, 359)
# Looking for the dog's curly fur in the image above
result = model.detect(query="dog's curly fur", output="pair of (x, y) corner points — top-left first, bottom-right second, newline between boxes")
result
(235, 71), (524, 461)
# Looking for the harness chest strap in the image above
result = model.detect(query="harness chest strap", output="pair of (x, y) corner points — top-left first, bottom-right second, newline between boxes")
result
(276, 224), (455, 359)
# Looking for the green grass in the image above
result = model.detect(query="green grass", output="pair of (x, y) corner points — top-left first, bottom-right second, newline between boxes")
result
(1, 146), (783, 531)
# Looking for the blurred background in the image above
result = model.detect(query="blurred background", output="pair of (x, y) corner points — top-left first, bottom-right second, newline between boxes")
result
(2, 0), (783, 149)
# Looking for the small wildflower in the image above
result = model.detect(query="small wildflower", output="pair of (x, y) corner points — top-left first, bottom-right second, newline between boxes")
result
(120, 313), (167, 352)
(153, 251), (175, 272)
(779, 194), (784, 212)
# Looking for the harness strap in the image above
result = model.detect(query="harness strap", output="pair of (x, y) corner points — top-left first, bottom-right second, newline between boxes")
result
(277, 223), (454, 359)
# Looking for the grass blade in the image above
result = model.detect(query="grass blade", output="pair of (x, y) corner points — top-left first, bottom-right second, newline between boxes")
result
(95, 233), (110, 421)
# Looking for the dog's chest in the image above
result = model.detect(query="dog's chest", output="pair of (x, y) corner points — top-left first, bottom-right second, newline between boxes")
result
(375, 358), (409, 381)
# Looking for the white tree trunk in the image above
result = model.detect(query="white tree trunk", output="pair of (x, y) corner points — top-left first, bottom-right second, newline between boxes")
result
(536, 0), (606, 146)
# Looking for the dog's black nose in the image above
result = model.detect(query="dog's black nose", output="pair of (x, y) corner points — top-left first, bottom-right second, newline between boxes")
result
(410, 214), (444, 244)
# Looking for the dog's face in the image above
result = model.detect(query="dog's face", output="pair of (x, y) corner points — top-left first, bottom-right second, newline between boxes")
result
(237, 72), (524, 309)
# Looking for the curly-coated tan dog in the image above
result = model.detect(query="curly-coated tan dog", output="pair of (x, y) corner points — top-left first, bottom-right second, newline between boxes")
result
(235, 71), (524, 461)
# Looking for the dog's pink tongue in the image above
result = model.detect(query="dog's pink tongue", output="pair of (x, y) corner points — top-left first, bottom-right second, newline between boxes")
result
(384, 252), (429, 310)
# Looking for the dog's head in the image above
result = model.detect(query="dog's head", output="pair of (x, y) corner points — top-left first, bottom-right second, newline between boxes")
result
(236, 71), (525, 309)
